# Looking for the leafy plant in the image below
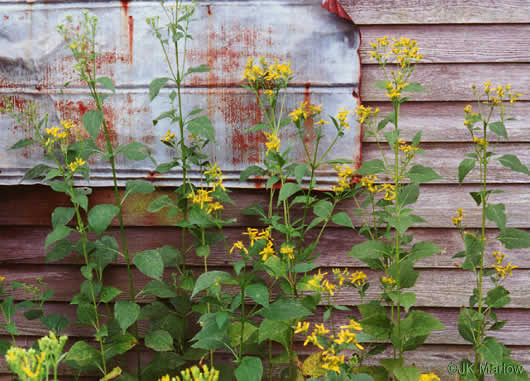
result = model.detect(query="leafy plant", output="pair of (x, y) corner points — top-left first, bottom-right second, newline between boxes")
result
(453, 82), (529, 381)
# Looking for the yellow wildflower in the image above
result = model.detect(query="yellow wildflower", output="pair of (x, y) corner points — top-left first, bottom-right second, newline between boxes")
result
(264, 89), (274, 97)
(288, 101), (322, 122)
(68, 157), (86, 173)
(355, 105), (379, 124)
(350, 271), (367, 287)
(419, 373), (440, 381)
(361, 175), (378, 193)
(304, 331), (324, 350)
(334, 329), (364, 350)
(332, 268), (350, 286)
(464, 104), (472, 114)
(472, 136), (488, 148)
(230, 241), (248, 255)
(280, 245), (295, 260)
(294, 321), (310, 334)
(452, 208), (466, 226)
(321, 279), (336, 296)
(336, 108), (352, 130)
(379, 183), (396, 201)
(243, 227), (259, 246)
(340, 319), (362, 331)
(493, 262), (518, 279)
(207, 201), (224, 214)
(161, 130), (175, 143)
(492, 251), (504, 265)
(60, 119), (77, 130)
(381, 276), (396, 286)
(263, 131), (280, 154)
(314, 323), (329, 336)
(188, 189), (213, 209)
(307, 270), (327, 289)
(259, 240), (275, 261)
(333, 164), (354, 193)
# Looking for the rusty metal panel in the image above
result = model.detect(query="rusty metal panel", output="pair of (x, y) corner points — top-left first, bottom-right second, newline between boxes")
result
(0, 0), (361, 187)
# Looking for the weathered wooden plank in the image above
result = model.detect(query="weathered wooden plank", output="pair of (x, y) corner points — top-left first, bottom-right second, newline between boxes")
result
(2, 184), (530, 228)
(3, 226), (530, 269)
(341, 0), (530, 24)
(1, 265), (528, 308)
(359, 25), (530, 63)
(361, 63), (530, 102)
(5, 302), (530, 346)
(361, 101), (530, 142)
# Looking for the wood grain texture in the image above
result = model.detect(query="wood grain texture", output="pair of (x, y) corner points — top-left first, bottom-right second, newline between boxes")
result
(1, 264), (528, 308)
(361, 63), (530, 102)
(360, 101), (530, 142)
(359, 25), (530, 63)
(3, 226), (530, 269)
(341, 0), (530, 24)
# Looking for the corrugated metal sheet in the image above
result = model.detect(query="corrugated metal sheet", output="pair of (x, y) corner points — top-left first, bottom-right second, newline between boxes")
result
(0, 0), (360, 187)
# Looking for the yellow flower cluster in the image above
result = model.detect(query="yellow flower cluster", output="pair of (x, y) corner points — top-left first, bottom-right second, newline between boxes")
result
(492, 251), (518, 279)
(379, 183), (396, 201)
(5, 347), (46, 381)
(360, 175), (378, 193)
(385, 77), (408, 100)
(349, 271), (367, 287)
(288, 101), (323, 122)
(368, 36), (422, 68)
(68, 157), (86, 173)
(333, 164), (354, 193)
(360, 176), (396, 201)
(263, 131), (280, 154)
(419, 373), (440, 381)
(242, 57), (293, 89)
(472, 82), (523, 105)
(189, 189), (224, 215)
(397, 138), (419, 156)
(161, 130), (175, 143)
(321, 348), (345, 374)
(355, 105), (379, 124)
(232, 227), (278, 261)
(280, 244), (295, 260)
(336, 108), (352, 130)
(158, 364), (219, 381)
(452, 208), (466, 226)
(472, 136), (488, 148)
(332, 268), (350, 286)
(381, 276), (396, 287)
(204, 163), (226, 191)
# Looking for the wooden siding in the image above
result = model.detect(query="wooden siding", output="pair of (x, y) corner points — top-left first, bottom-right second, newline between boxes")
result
(1, 0), (530, 380)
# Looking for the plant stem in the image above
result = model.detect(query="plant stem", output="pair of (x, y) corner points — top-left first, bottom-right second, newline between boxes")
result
(393, 101), (403, 359)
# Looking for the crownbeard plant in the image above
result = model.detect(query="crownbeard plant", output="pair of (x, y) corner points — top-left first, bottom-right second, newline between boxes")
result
(345, 36), (447, 381)
(452, 83), (529, 381)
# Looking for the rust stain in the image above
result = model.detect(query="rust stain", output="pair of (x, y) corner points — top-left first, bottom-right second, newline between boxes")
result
(120, 0), (133, 64)
(206, 4), (212, 16)
(301, 83), (316, 160)
(128, 16), (134, 64)
(3, 15), (8, 20)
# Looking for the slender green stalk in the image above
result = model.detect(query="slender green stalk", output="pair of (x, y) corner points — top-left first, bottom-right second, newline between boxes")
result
(393, 101), (403, 359)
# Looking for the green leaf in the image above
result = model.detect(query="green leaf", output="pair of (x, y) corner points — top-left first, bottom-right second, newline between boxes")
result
(121, 142), (149, 161)
(114, 301), (140, 333)
(246, 283), (269, 307)
(388, 215), (422, 234)
(389, 260), (418, 289)
(245, 123), (269, 133)
(133, 250), (164, 279)
(186, 64), (211, 74)
(462, 233), (482, 269)
(125, 180), (155, 196)
(486, 203), (506, 229)
(241, 203), (266, 217)
(96, 77), (116, 93)
(82, 110), (104, 138)
(240, 165), (264, 182)
(458, 308), (482, 343)
(100, 286), (122, 303)
(358, 304), (392, 340)
(409, 241), (442, 261)
(148, 195), (173, 212)
(258, 320), (290, 349)
(477, 337), (505, 365)
(407, 165), (442, 183)
(149, 77), (170, 101)
(375, 80), (391, 90)
(52, 207), (75, 228)
(489, 121), (507, 139)
(22, 164), (51, 181)
(356, 159), (385, 175)
(103, 333), (137, 361)
(278, 183), (301, 204)
(227, 321), (258, 347)
(398, 183), (419, 207)
(393, 367), (420, 381)
(348, 240), (390, 267)
(10, 138), (36, 150)
(88, 204), (119, 235)
(498, 228), (530, 249)
(260, 299), (311, 321)
(263, 256), (288, 279)
(235, 357), (263, 381)
(45, 225), (73, 248)
(294, 164), (308, 184)
(66, 340), (101, 369)
(46, 239), (73, 262)
(331, 212), (354, 229)
(497, 154), (530, 175)
(192, 271), (233, 297)
(145, 330), (174, 352)
(458, 158), (475, 184)
(402, 82), (425, 92)
(400, 310), (445, 338)
(187, 116), (215, 142)
(142, 280), (177, 298)
(387, 292), (415, 312)
(41, 313), (69, 334)
(494, 358), (528, 381)
(485, 286), (510, 308)
(313, 200), (333, 219)
(50, 180), (70, 194)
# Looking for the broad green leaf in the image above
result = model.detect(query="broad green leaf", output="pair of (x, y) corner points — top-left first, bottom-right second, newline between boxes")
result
(45, 225), (73, 248)
(82, 110), (104, 138)
(41, 313), (69, 334)
(145, 330), (174, 352)
(389, 260), (418, 289)
(100, 367), (122, 381)
(192, 271), (233, 297)
(260, 299), (311, 321)
(246, 283), (269, 307)
(458, 308), (481, 343)
(258, 319), (290, 349)
(294, 164), (309, 184)
(485, 203), (506, 229)
(375, 80), (391, 90)
(142, 280), (177, 298)
(240, 165), (264, 182)
(400, 310), (445, 338)
(408, 241), (441, 261)
(263, 256), (288, 279)
(125, 179), (155, 196)
(498, 228), (530, 249)
(100, 286), (122, 303)
(393, 367), (421, 381)
(96, 77), (116, 93)
(133, 250), (164, 279)
(402, 82), (425, 92)
(398, 183), (419, 207)
(489, 121), (507, 139)
(278, 183), (302, 204)
(121, 142), (149, 161)
(227, 321), (258, 347)
(497, 154), (530, 175)
(149, 77), (170, 101)
(494, 358), (528, 381)
(235, 357), (263, 381)
(187, 116), (215, 142)
(462, 233), (482, 270)
(331, 212), (354, 229)
(313, 200), (333, 218)
(88, 204), (120, 235)
(52, 207), (75, 228)
(407, 165), (442, 183)
(348, 240), (390, 263)
(477, 337), (505, 366)
(103, 333), (137, 360)
(50, 180), (70, 194)
(114, 301), (140, 333)
(147, 195), (173, 212)
(66, 340), (101, 369)
(387, 292), (415, 313)
(186, 64), (211, 74)
(485, 286), (510, 308)
(245, 122), (269, 133)
(22, 164), (51, 181)
(388, 215), (423, 234)
(358, 304), (392, 340)
(356, 159), (385, 175)
(46, 239), (73, 262)
(10, 138), (36, 150)
(458, 158), (475, 184)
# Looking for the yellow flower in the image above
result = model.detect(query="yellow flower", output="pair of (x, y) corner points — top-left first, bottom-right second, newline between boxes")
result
(68, 157), (86, 173)
(259, 240), (275, 261)
(304, 331), (324, 350)
(314, 323), (329, 336)
(452, 208), (466, 226)
(308, 270), (327, 289)
(188, 189), (213, 209)
(340, 319), (362, 332)
(280, 245), (295, 260)
(243, 227), (259, 246)
(230, 241), (248, 255)
(60, 119), (77, 130)
(314, 119), (330, 125)
(264, 89), (274, 97)
(381, 276), (396, 286)
(492, 251), (504, 265)
(288, 101), (322, 122)
(0, 276), (5, 283)
(472, 137), (488, 148)
(355, 105), (379, 124)
(321, 279), (336, 296)
(333, 164), (354, 193)
(361, 175), (378, 193)
(332, 268), (349, 286)
(263, 132), (280, 154)
(493, 262), (518, 279)
(161, 130), (175, 143)
(349, 271), (367, 287)
(207, 201), (224, 214)
(294, 321), (310, 334)
(336, 108), (352, 130)
(419, 373), (440, 381)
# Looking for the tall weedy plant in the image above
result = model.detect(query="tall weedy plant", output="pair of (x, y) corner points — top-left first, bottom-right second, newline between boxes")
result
(348, 37), (445, 381)
(453, 82), (529, 381)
